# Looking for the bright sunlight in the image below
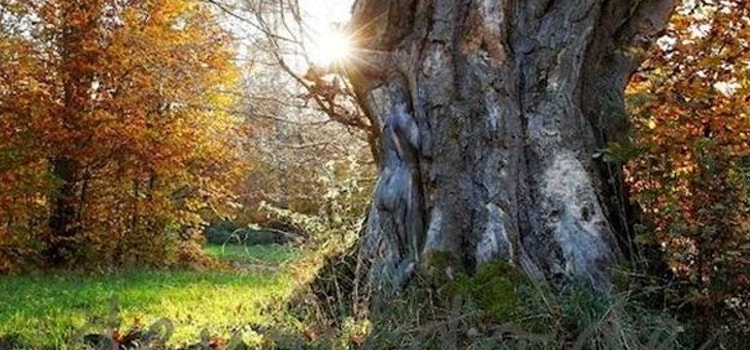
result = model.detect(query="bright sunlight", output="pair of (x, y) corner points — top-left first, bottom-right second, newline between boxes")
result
(308, 28), (353, 66)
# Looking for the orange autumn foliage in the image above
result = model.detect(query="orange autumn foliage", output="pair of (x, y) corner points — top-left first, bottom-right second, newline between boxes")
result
(0, 0), (246, 271)
(627, 0), (750, 339)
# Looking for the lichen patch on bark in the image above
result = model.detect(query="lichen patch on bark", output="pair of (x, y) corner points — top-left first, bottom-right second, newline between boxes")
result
(422, 205), (444, 256)
(475, 203), (514, 265)
(542, 152), (613, 288)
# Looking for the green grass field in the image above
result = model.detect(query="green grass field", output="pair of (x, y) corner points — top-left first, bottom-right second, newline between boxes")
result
(204, 244), (300, 267)
(0, 244), (301, 349)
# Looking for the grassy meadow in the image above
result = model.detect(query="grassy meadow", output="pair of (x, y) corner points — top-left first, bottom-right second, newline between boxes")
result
(0, 244), (301, 349)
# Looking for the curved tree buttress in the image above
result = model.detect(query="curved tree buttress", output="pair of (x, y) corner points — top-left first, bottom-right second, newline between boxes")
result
(344, 0), (676, 298)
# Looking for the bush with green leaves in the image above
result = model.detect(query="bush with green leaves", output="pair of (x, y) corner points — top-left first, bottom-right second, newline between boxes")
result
(260, 156), (374, 249)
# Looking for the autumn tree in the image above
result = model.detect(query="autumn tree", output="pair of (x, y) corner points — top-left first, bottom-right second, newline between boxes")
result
(0, 1), (56, 271)
(0, 0), (244, 269)
(628, 0), (750, 341)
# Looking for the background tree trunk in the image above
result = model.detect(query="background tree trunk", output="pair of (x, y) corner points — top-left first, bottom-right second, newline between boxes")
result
(45, 0), (102, 265)
(47, 156), (80, 264)
(347, 0), (676, 296)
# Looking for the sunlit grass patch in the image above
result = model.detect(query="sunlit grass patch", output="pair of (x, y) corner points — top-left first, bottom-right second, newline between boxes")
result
(204, 243), (302, 267)
(0, 244), (300, 348)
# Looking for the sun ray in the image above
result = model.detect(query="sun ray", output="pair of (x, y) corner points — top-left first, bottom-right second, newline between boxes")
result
(308, 27), (353, 66)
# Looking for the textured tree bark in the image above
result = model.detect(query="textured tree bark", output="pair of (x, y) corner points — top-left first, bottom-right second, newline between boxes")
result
(346, 0), (676, 296)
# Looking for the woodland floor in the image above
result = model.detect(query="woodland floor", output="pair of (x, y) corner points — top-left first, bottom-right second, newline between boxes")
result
(0, 244), (301, 348)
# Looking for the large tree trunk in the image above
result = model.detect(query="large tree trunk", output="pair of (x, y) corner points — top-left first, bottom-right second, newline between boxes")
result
(346, 0), (676, 296)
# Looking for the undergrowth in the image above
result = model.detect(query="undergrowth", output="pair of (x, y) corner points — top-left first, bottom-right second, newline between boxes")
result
(261, 259), (692, 350)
